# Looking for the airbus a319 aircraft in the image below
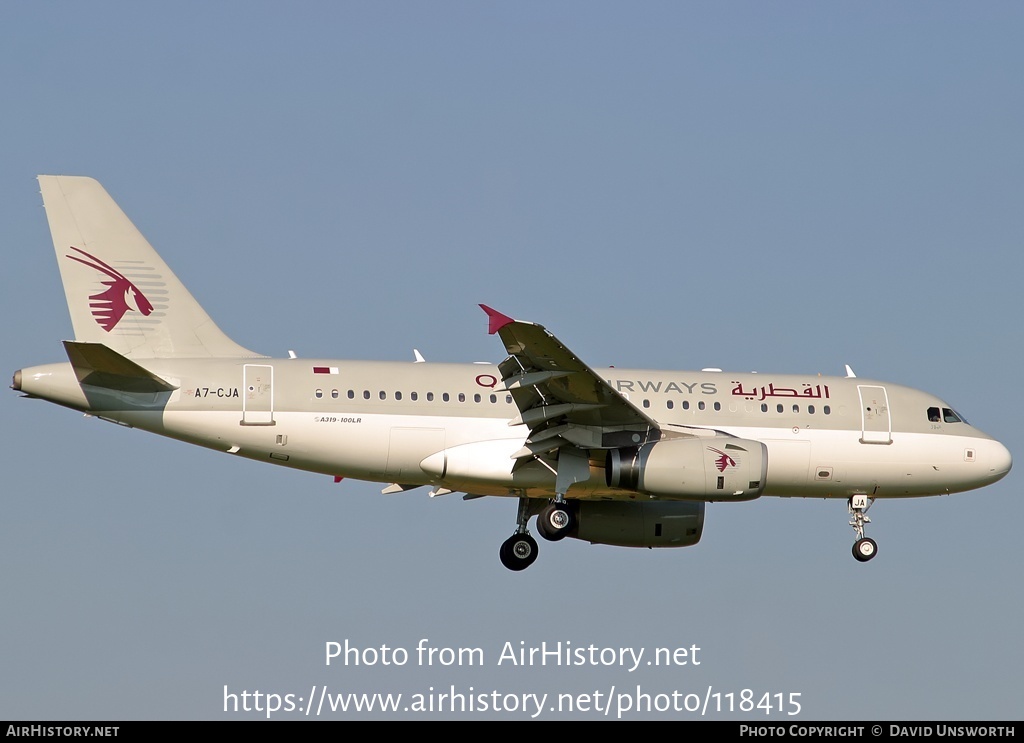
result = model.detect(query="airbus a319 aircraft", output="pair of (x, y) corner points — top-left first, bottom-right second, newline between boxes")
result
(13, 176), (1012, 570)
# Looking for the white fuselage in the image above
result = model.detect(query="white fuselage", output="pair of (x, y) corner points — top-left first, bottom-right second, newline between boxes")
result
(17, 358), (1012, 502)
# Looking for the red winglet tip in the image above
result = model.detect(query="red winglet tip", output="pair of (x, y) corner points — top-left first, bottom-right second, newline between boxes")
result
(479, 304), (514, 335)
(333, 476), (344, 483)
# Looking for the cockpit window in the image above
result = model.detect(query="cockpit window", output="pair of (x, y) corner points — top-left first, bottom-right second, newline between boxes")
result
(928, 406), (966, 424)
(943, 408), (964, 424)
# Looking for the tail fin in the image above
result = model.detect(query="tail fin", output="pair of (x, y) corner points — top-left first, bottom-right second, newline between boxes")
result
(38, 175), (260, 359)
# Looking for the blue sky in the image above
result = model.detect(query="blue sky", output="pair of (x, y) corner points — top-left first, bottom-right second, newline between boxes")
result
(2, 3), (1022, 719)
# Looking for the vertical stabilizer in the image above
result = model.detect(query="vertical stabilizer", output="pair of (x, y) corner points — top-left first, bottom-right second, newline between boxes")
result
(38, 175), (260, 359)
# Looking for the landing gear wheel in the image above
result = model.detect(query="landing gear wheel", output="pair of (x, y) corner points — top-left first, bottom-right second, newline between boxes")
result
(848, 495), (877, 563)
(537, 503), (574, 542)
(499, 533), (539, 571)
(853, 537), (878, 562)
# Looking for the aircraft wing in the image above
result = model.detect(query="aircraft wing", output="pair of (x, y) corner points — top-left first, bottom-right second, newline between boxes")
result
(481, 305), (661, 454)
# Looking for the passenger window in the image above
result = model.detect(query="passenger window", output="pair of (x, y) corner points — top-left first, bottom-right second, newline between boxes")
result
(458, 393), (466, 402)
(427, 392), (434, 401)
(411, 392), (418, 401)
(315, 389), (323, 399)
(777, 404), (783, 413)
(714, 402), (721, 411)
(474, 394), (481, 403)
(643, 399), (650, 408)
(395, 391), (402, 400)
(666, 400), (674, 409)
(331, 389), (339, 399)
(379, 391), (386, 400)
(442, 393), (450, 402)
(490, 394), (497, 403)
(347, 390), (355, 399)
(363, 390), (370, 400)
(698, 401), (706, 411)
(761, 403), (768, 413)
(808, 405), (815, 414)
(683, 401), (690, 410)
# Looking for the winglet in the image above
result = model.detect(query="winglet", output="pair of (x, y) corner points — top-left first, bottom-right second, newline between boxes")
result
(479, 304), (515, 335)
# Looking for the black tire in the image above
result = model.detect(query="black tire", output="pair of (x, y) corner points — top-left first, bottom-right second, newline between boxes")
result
(852, 537), (878, 562)
(536, 513), (558, 541)
(499, 533), (538, 571)
(537, 503), (574, 542)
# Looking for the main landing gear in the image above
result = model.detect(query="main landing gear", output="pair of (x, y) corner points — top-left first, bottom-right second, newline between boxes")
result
(536, 501), (575, 542)
(499, 497), (538, 571)
(499, 532), (538, 571)
(849, 494), (877, 562)
(498, 498), (578, 571)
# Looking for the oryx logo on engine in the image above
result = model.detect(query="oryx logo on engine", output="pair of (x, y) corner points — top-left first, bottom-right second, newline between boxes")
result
(708, 447), (737, 472)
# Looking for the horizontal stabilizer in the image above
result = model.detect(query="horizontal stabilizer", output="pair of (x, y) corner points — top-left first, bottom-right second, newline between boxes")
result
(63, 341), (178, 393)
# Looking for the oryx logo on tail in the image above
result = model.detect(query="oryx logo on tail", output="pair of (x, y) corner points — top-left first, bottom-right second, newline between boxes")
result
(65, 246), (154, 331)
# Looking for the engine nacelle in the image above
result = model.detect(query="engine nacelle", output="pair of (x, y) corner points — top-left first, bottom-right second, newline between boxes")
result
(568, 500), (704, 548)
(606, 438), (767, 501)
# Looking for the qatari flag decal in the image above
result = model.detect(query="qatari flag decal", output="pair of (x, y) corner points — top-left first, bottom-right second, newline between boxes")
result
(313, 366), (339, 375)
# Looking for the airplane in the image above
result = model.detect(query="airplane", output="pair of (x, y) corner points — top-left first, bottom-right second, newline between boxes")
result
(12, 176), (1013, 571)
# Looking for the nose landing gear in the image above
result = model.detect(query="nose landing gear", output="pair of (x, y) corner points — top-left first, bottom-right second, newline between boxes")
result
(849, 494), (877, 562)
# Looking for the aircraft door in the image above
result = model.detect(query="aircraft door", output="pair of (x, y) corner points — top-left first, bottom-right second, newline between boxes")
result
(242, 364), (275, 425)
(858, 385), (891, 444)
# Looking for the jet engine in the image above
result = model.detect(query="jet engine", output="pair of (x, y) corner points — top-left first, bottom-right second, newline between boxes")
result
(605, 438), (767, 501)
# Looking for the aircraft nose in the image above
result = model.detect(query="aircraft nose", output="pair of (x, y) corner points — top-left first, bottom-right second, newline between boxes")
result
(986, 439), (1012, 482)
